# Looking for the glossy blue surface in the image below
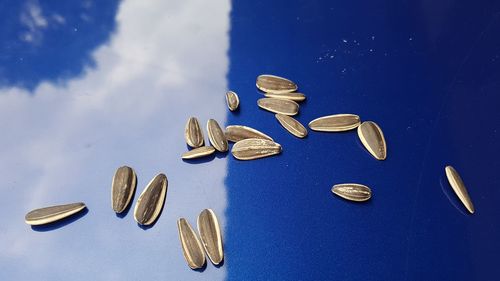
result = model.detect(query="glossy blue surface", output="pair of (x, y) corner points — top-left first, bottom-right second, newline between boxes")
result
(0, 0), (499, 280)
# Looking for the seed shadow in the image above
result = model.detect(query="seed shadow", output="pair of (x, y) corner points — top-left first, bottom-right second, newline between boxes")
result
(192, 262), (208, 272)
(31, 207), (89, 232)
(439, 176), (469, 216)
(215, 150), (229, 159)
(213, 258), (225, 268)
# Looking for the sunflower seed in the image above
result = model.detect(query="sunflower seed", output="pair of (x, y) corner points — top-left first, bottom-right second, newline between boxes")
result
(134, 173), (168, 225)
(225, 125), (273, 142)
(275, 114), (307, 138)
(185, 117), (204, 148)
(25, 202), (86, 225)
(232, 138), (282, 160)
(308, 114), (360, 132)
(257, 98), (299, 116)
(197, 209), (224, 265)
(182, 146), (216, 159)
(177, 218), (206, 269)
(226, 91), (239, 111)
(445, 166), (475, 214)
(207, 119), (228, 152)
(357, 121), (387, 160)
(111, 166), (137, 213)
(264, 92), (306, 102)
(256, 74), (298, 94)
(331, 184), (371, 202)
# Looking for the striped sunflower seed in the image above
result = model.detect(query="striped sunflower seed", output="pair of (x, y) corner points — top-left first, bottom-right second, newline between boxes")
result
(197, 209), (224, 265)
(331, 184), (371, 202)
(177, 218), (206, 269)
(207, 119), (228, 152)
(257, 98), (299, 116)
(226, 91), (239, 111)
(182, 146), (216, 160)
(185, 117), (204, 148)
(256, 74), (298, 94)
(275, 113), (307, 138)
(445, 166), (475, 214)
(225, 125), (273, 142)
(111, 166), (137, 213)
(357, 121), (387, 160)
(134, 173), (168, 225)
(264, 92), (306, 102)
(308, 114), (360, 132)
(25, 202), (86, 225)
(231, 138), (282, 160)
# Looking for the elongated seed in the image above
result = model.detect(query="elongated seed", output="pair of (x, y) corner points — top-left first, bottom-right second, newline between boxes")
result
(331, 184), (371, 202)
(225, 125), (273, 142)
(134, 174), (168, 225)
(25, 202), (86, 225)
(226, 91), (239, 111)
(177, 218), (206, 269)
(257, 98), (299, 116)
(197, 209), (224, 265)
(275, 114), (307, 138)
(207, 119), (228, 152)
(308, 114), (360, 132)
(232, 138), (282, 160)
(111, 166), (137, 213)
(357, 121), (387, 160)
(185, 117), (204, 148)
(264, 92), (306, 102)
(445, 166), (475, 214)
(182, 146), (216, 159)
(256, 74), (298, 94)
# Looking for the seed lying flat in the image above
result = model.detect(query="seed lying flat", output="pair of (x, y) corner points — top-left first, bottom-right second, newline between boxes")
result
(177, 218), (206, 269)
(264, 92), (306, 102)
(225, 125), (273, 142)
(185, 117), (204, 148)
(226, 91), (240, 111)
(357, 121), (387, 160)
(232, 138), (282, 160)
(182, 146), (216, 159)
(275, 113), (307, 138)
(331, 184), (371, 202)
(445, 166), (475, 214)
(197, 209), (224, 265)
(111, 166), (137, 213)
(25, 202), (86, 225)
(134, 173), (168, 225)
(207, 119), (228, 152)
(308, 114), (361, 132)
(257, 98), (299, 116)
(256, 74), (298, 94)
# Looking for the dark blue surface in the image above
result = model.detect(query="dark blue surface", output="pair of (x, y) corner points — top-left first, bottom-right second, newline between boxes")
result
(0, 0), (499, 280)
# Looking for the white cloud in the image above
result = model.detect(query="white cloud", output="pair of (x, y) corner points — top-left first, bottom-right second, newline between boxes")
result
(19, 0), (48, 43)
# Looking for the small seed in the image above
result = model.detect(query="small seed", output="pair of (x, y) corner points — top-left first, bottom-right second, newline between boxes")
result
(226, 91), (239, 111)
(256, 74), (298, 94)
(185, 117), (204, 148)
(275, 114), (307, 138)
(111, 166), (137, 213)
(232, 138), (282, 160)
(25, 202), (86, 225)
(207, 119), (228, 152)
(134, 173), (168, 225)
(177, 218), (206, 269)
(357, 121), (387, 160)
(308, 114), (360, 132)
(197, 209), (224, 265)
(445, 166), (475, 214)
(264, 92), (306, 102)
(225, 125), (273, 142)
(182, 146), (216, 159)
(331, 184), (371, 202)
(257, 98), (299, 116)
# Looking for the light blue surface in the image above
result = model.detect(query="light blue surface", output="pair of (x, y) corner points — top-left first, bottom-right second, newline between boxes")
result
(0, 0), (499, 280)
